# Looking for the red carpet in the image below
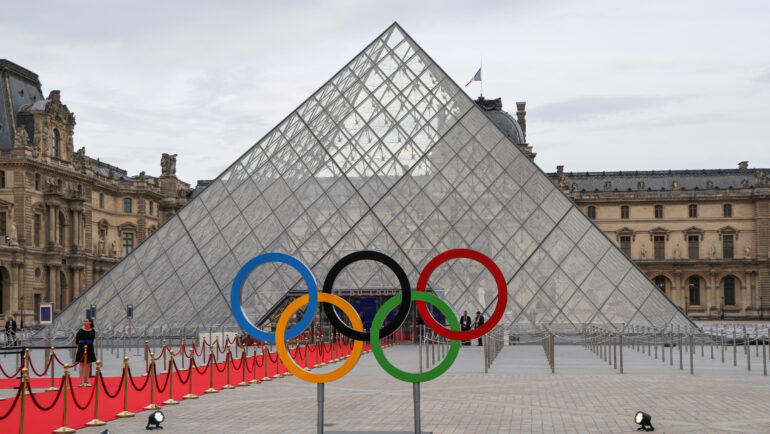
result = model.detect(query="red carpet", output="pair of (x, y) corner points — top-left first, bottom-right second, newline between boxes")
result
(0, 341), (374, 433)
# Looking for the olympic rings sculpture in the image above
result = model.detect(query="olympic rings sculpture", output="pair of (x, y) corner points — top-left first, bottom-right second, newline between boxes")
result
(230, 249), (507, 383)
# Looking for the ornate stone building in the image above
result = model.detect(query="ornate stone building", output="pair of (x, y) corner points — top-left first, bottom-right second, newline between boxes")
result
(549, 165), (770, 320)
(0, 59), (190, 325)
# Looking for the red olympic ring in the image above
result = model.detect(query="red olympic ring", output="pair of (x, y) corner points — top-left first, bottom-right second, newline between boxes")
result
(416, 249), (507, 341)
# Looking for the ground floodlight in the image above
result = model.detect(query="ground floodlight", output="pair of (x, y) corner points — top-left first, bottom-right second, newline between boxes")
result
(146, 410), (165, 430)
(634, 411), (654, 431)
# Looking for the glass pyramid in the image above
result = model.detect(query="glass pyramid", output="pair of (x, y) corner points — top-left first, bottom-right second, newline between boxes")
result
(50, 23), (693, 337)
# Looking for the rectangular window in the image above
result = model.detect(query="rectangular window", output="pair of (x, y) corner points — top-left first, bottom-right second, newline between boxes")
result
(724, 278), (736, 306)
(0, 211), (6, 237)
(34, 294), (41, 321)
(587, 206), (596, 220)
(689, 279), (701, 305)
(723, 204), (732, 218)
(654, 236), (665, 260)
(621, 206), (629, 219)
(0, 171), (5, 188)
(620, 236), (631, 257)
(150, 201), (154, 215)
(34, 214), (41, 246)
(122, 232), (134, 257)
(689, 204), (697, 218)
(654, 205), (663, 219)
(688, 235), (699, 259)
(99, 193), (104, 209)
(123, 198), (132, 213)
(723, 235), (734, 259)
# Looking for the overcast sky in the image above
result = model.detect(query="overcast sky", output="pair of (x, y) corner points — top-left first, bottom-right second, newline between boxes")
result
(2, 1), (769, 184)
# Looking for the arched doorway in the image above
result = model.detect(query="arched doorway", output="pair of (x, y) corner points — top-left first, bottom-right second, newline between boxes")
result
(0, 267), (10, 315)
(722, 276), (737, 307)
(653, 275), (671, 299)
(688, 275), (702, 306)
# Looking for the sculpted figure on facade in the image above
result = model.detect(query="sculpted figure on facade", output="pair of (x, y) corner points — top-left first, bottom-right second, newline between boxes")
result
(745, 246), (751, 258)
(710, 244), (717, 259)
(161, 153), (177, 176)
(640, 244), (646, 259)
(13, 127), (30, 148)
(111, 241), (117, 257)
(72, 147), (87, 172)
(674, 243), (681, 259)
(571, 182), (578, 193)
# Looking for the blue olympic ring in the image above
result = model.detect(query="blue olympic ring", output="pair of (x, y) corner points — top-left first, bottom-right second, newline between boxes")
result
(230, 252), (318, 343)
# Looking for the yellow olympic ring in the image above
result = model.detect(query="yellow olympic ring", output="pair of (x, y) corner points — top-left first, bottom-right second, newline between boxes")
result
(275, 293), (364, 383)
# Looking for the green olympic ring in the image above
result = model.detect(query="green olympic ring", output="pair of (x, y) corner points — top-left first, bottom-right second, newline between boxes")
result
(370, 291), (461, 383)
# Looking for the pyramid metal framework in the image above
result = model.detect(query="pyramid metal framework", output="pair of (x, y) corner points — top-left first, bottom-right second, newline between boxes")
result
(50, 23), (693, 336)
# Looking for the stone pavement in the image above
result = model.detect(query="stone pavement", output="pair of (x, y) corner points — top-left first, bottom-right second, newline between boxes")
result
(74, 343), (770, 433)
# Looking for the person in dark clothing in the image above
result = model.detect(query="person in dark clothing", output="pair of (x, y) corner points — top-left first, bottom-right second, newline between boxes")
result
(474, 311), (485, 346)
(4, 315), (17, 345)
(75, 317), (96, 386)
(460, 310), (472, 346)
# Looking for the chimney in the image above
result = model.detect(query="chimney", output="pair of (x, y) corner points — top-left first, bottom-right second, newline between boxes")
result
(738, 161), (749, 170)
(556, 165), (564, 175)
(516, 101), (526, 142)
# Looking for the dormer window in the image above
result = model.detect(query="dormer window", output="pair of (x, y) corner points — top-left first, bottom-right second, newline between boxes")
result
(52, 128), (61, 158)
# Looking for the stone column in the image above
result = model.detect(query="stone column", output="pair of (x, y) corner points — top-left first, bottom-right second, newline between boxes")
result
(71, 210), (80, 251)
(48, 265), (57, 306)
(48, 205), (56, 247)
(72, 267), (80, 299)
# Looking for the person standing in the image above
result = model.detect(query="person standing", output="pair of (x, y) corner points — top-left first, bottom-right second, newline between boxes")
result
(4, 315), (17, 345)
(75, 318), (96, 387)
(474, 311), (485, 346)
(460, 311), (472, 346)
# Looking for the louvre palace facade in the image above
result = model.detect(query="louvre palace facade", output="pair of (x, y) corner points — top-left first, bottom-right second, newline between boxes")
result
(549, 165), (770, 320)
(0, 59), (190, 326)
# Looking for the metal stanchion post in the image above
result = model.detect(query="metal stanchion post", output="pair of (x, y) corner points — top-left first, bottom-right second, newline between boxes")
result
(46, 347), (58, 391)
(163, 355), (179, 404)
(670, 331), (673, 366)
(733, 328), (737, 367)
(746, 329), (751, 372)
(619, 334), (623, 374)
(183, 349), (198, 399)
(116, 357), (135, 417)
(223, 345), (236, 388)
(52, 365), (76, 433)
(86, 361), (107, 426)
(317, 382), (325, 434)
(689, 333), (694, 375)
(679, 333), (683, 370)
(19, 368), (28, 433)
(613, 334), (617, 370)
(145, 354), (160, 410)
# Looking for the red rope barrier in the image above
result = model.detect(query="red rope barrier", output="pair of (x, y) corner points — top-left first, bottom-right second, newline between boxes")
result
(27, 354), (53, 377)
(98, 369), (124, 399)
(154, 366), (170, 393)
(0, 384), (21, 419)
(66, 375), (96, 410)
(27, 379), (64, 411)
(126, 366), (152, 391)
(0, 359), (24, 378)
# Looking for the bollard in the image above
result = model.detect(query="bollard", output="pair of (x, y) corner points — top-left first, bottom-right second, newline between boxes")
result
(239, 349), (250, 387)
(86, 361), (107, 426)
(733, 329), (737, 367)
(223, 345), (236, 389)
(52, 364), (76, 433)
(710, 331), (714, 360)
(163, 355), (180, 404)
(669, 331), (673, 366)
(746, 329), (751, 372)
(689, 333), (694, 375)
(679, 333), (683, 370)
(250, 344), (261, 384)
(116, 357), (135, 417)
(204, 351), (219, 394)
(183, 349), (199, 399)
(721, 329), (725, 363)
(144, 353), (160, 410)
(619, 334), (623, 374)
(19, 368), (28, 434)
(262, 346), (272, 382)
(47, 347), (58, 391)
(763, 332), (768, 377)
(613, 334), (617, 369)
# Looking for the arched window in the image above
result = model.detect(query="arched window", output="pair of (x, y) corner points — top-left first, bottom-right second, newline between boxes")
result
(688, 204), (698, 218)
(723, 276), (736, 306)
(587, 206), (596, 220)
(723, 204), (732, 218)
(621, 205), (629, 219)
(654, 276), (668, 297)
(688, 276), (701, 305)
(58, 211), (66, 246)
(52, 128), (61, 158)
(654, 205), (663, 219)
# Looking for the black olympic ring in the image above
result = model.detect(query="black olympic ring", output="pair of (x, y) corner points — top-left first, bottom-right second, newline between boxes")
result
(322, 250), (411, 342)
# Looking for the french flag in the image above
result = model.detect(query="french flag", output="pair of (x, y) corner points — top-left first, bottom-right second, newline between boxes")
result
(465, 67), (481, 86)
